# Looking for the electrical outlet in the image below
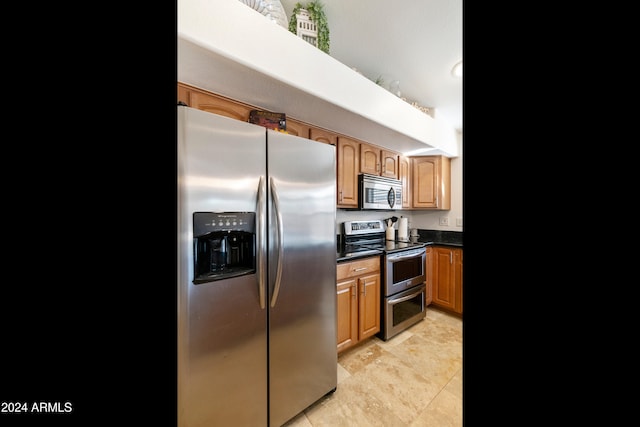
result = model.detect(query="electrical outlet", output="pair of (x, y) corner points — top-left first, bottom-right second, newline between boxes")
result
(456, 217), (463, 227)
(439, 216), (449, 226)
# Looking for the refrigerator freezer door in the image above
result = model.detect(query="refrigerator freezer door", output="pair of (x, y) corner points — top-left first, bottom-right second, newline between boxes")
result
(177, 107), (268, 427)
(266, 130), (337, 426)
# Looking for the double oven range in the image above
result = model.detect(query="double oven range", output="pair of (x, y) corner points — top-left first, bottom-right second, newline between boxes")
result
(341, 220), (427, 341)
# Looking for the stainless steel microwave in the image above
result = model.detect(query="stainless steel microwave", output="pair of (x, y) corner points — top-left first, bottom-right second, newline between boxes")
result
(358, 174), (402, 210)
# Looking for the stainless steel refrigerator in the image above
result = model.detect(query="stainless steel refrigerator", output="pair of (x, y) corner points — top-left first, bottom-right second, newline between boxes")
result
(177, 105), (337, 427)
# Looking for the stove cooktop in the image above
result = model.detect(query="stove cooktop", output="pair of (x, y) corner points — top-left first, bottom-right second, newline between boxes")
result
(368, 240), (424, 252)
(337, 246), (384, 259)
(337, 239), (425, 259)
(339, 219), (425, 258)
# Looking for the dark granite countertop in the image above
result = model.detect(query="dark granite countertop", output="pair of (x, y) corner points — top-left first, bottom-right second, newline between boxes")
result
(413, 229), (463, 248)
(336, 250), (383, 263)
(417, 240), (463, 248)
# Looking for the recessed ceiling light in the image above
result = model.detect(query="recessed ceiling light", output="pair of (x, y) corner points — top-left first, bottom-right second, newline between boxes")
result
(451, 60), (462, 78)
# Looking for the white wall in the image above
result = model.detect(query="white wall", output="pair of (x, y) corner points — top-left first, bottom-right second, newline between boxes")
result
(336, 130), (463, 234)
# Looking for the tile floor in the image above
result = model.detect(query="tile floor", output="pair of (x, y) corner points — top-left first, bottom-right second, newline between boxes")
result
(282, 306), (463, 427)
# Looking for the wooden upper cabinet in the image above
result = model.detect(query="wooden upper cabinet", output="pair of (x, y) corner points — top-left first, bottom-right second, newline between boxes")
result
(360, 142), (399, 179)
(399, 155), (411, 208)
(286, 119), (311, 139)
(190, 91), (251, 121)
(177, 84), (190, 106)
(336, 137), (360, 208)
(310, 127), (337, 145)
(360, 143), (380, 175)
(411, 155), (451, 210)
(178, 83), (252, 122)
(179, 83), (323, 144)
(380, 150), (399, 179)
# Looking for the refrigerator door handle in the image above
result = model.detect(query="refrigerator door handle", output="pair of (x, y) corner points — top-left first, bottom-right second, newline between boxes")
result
(257, 176), (267, 309)
(270, 177), (284, 308)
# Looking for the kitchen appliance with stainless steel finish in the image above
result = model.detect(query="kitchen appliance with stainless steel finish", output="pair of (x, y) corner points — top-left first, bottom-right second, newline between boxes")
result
(341, 219), (425, 258)
(382, 248), (426, 340)
(358, 174), (403, 210)
(178, 106), (337, 427)
(341, 220), (427, 341)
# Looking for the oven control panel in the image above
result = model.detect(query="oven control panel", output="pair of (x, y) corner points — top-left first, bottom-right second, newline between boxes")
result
(344, 220), (385, 235)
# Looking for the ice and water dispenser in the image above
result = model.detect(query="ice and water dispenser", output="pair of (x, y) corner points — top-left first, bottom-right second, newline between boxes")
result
(193, 212), (256, 284)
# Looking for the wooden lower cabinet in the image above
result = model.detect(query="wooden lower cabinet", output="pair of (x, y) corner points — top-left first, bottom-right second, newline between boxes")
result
(427, 246), (462, 314)
(425, 247), (434, 306)
(336, 278), (358, 352)
(336, 256), (381, 353)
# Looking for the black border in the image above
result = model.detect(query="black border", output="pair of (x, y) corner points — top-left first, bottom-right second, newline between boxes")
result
(2, 4), (178, 425)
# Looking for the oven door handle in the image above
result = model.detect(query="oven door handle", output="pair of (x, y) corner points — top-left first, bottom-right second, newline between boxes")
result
(388, 287), (424, 305)
(387, 249), (424, 261)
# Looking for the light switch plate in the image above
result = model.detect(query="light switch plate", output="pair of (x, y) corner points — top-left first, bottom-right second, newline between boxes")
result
(439, 216), (449, 226)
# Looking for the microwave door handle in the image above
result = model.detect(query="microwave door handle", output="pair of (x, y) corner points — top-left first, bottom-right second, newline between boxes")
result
(270, 177), (284, 308)
(257, 176), (266, 309)
(388, 288), (424, 305)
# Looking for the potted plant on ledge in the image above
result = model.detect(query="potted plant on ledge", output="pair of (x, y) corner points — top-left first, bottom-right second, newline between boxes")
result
(288, 1), (330, 54)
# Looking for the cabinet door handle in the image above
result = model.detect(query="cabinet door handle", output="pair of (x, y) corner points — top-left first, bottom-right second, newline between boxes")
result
(361, 281), (367, 296)
(351, 285), (356, 298)
(450, 252), (452, 264)
(353, 267), (367, 272)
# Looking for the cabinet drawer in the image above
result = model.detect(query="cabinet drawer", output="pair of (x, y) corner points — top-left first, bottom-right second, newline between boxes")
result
(337, 256), (380, 281)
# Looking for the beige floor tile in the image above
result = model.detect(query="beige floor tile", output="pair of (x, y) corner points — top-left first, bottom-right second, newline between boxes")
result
(337, 363), (351, 385)
(410, 387), (463, 427)
(444, 367), (463, 400)
(302, 380), (407, 427)
(282, 306), (462, 427)
(283, 411), (314, 427)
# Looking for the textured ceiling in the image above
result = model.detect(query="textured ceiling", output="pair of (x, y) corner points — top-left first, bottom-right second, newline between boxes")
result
(278, 0), (462, 133)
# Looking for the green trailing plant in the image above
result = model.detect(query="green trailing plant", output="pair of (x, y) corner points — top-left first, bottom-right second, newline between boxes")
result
(288, 1), (330, 54)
